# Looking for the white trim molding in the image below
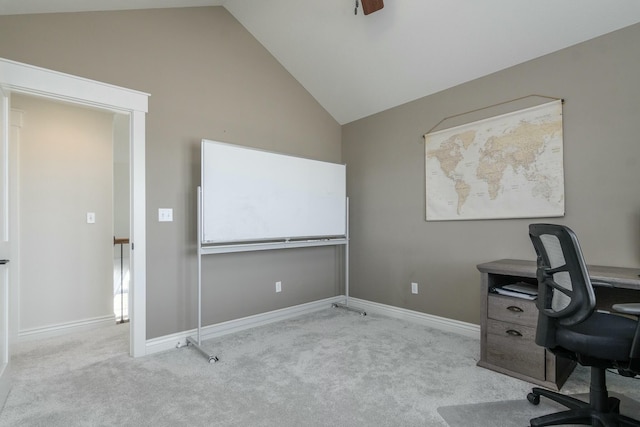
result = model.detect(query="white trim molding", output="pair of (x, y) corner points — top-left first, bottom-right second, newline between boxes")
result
(346, 297), (480, 339)
(0, 58), (148, 113)
(146, 296), (345, 355)
(145, 296), (480, 355)
(18, 315), (115, 342)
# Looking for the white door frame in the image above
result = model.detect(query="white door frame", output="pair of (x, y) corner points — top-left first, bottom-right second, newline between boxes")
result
(0, 85), (11, 406)
(0, 58), (149, 357)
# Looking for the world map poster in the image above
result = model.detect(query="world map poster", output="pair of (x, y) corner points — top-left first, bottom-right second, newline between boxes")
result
(424, 100), (564, 221)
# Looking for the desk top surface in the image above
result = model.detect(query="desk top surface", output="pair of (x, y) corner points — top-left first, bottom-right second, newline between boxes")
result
(477, 258), (640, 290)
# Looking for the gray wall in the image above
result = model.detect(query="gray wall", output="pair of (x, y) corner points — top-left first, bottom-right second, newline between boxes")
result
(0, 7), (342, 339)
(2, 7), (638, 336)
(342, 23), (640, 324)
(13, 95), (115, 331)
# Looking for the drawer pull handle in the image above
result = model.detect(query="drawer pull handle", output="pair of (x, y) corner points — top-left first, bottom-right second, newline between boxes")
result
(507, 306), (523, 313)
(506, 329), (523, 337)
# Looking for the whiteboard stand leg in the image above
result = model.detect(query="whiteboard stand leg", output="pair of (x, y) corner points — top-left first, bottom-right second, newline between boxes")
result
(186, 186), (220, 363)
(333, 198), (365, 316)
(186, 336), (219, 363)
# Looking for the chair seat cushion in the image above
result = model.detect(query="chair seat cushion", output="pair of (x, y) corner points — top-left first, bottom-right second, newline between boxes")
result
(556, 312), (637, 362)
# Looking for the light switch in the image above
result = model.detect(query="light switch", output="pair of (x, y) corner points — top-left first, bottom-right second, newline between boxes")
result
(87, 212), (96, 224)
(158, 208), (173, 222)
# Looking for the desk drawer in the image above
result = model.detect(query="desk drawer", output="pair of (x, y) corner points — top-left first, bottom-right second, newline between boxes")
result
(486, 319), (545, 380)
(488, 294), (538, 326)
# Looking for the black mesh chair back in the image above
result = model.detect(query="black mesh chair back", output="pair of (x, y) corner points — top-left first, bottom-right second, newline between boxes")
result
(529, 223), (596, 348)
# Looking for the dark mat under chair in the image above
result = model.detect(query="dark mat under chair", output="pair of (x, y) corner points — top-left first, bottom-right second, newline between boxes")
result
(437, 393), (640, 427)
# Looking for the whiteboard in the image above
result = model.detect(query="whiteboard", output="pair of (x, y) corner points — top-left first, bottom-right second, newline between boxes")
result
(201, 139), (346, 244)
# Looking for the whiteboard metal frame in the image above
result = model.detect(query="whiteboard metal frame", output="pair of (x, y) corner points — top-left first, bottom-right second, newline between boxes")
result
(201, 238), (348, 255)
(186, 187), (360, 362)
(331, 199), (365, 316)
(185, 186), (220, 363)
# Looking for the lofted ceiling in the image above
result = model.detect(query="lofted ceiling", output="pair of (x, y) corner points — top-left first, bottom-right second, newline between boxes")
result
(2, 1), (640, 124)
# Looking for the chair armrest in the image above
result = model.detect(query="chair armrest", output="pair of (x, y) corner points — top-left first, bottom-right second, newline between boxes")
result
(592, 281), (614, 288)
(612, 303), (640, 316)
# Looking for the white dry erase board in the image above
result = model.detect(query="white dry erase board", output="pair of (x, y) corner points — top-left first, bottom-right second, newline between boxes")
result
(201, 139), (347, 244)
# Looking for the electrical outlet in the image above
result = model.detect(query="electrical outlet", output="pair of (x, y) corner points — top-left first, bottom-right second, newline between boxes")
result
(411, 282), (418, 294)
(275, 281), (282, 293)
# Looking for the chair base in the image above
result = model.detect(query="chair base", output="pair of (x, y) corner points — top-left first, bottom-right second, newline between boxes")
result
(528, 367), (640, 427)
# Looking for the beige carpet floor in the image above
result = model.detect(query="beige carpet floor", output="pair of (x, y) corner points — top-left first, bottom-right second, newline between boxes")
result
(2, 308), (640, 426)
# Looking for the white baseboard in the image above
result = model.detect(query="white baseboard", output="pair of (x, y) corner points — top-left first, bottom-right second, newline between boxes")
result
(145, 296), (345, 355)
(346, 297), (480, 339)
(18, 314), (116, 342)
(145, 296), (480, 356)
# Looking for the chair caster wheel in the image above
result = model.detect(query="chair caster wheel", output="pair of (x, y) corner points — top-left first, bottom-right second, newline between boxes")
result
(527, 393), (540, 405)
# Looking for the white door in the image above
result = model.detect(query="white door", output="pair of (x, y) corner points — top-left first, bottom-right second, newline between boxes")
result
(0, 87), (12, 407)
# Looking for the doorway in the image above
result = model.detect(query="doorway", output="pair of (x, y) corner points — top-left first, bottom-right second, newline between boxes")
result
(12, 94), (129, 335)
(0, 57), (148, 358)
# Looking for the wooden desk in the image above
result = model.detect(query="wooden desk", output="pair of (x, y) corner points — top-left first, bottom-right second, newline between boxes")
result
(477, 259), (640, 390)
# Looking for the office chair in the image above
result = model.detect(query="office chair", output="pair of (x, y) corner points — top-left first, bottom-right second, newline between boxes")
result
(527, 223), (640, 427)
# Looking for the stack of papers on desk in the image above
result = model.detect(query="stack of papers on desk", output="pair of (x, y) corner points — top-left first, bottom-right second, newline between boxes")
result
(492, 282), (538, 300)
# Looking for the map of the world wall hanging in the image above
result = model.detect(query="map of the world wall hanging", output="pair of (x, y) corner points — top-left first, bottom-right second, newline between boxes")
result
(424, 100), (564, 221)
